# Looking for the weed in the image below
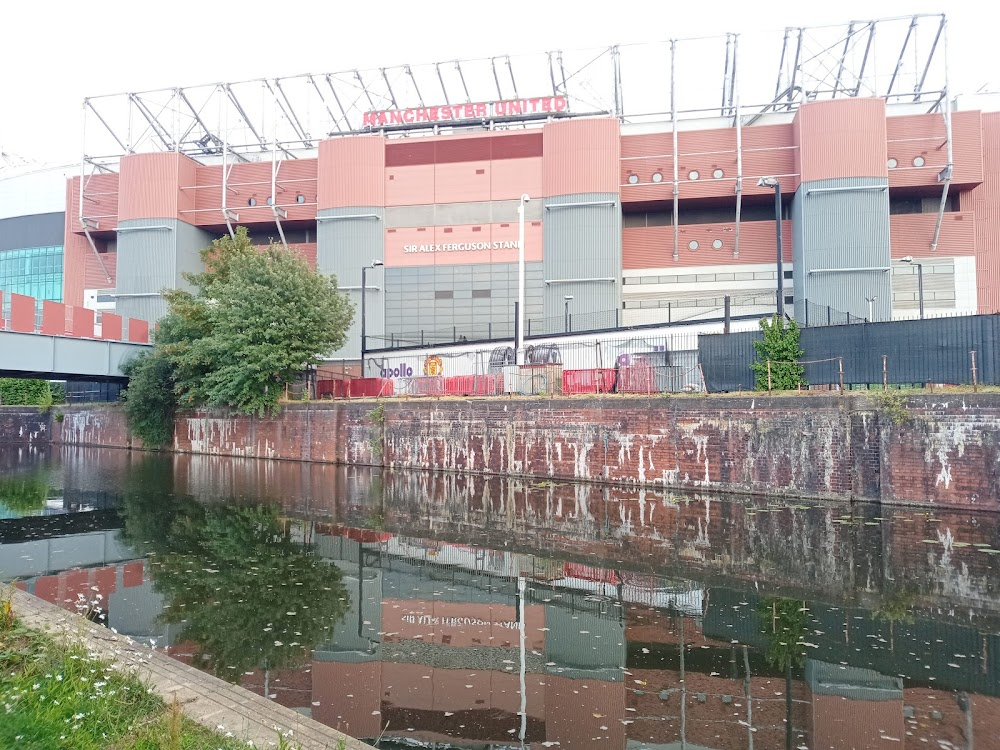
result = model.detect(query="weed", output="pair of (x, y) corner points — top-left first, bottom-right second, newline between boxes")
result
(54, 410), (65, 423)
(869, 389), (910, 425)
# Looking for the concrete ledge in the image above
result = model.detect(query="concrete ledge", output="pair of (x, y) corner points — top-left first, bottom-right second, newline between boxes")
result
(11, 589), (375, 750)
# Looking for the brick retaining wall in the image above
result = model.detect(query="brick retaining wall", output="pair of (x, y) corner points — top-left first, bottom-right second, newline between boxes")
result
(6, 393), (998, 508)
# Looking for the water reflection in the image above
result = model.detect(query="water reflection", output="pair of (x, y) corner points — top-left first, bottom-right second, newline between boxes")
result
(1, 446), (999, 749)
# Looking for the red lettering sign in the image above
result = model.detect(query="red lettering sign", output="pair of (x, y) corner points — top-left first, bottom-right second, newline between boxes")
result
(363, 96), (568, 129)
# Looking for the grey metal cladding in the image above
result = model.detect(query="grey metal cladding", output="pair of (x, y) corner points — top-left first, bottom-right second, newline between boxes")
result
(114, 219), (215, 322)
(542, 192), (622, 322)
(0, 212), (65, 251)
(385, 200), (543, 228)
(792, 177), (892, 322)
(317, 206), (386, 360)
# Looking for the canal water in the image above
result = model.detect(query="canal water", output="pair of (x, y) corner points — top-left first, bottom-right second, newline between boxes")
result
(1, 445), (998, 750)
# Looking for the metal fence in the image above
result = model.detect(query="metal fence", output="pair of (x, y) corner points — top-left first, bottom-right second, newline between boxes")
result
(365, 293), (779, 351)
(320, 331), (710, 399)
(699, 314), (1000, 392)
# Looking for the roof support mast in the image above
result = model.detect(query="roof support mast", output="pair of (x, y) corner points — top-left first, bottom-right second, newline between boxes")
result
(670, 40), (679, 262)
(930, 14), (953, 255)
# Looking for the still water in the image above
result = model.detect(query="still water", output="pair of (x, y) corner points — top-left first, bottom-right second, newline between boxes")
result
(1, 445), (998, 750)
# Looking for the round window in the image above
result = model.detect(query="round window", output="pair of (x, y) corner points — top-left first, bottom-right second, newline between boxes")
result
(913, 156), (926, 167)
(266, 196), (274, 206)
(247, 197), (257, 207)
(712, 168), (724, 179)
(627, 174), (639, 184)
(712, 239), (723, 249)
(688, 240), (699, 251)
(887, 158), (898, 169)
(651, 172), (663, 183)
(688, 170), (700, 181)
(296, 194), (306, 204)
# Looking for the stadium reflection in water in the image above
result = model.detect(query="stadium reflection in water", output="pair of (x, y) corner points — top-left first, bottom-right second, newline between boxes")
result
(2, 446), (999, 750)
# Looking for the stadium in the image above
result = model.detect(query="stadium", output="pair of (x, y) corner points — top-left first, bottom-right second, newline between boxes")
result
(1, 13), (998, 381)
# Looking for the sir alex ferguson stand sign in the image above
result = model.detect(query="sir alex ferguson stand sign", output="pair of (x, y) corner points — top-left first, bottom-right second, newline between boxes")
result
(363, 96), (568, 128)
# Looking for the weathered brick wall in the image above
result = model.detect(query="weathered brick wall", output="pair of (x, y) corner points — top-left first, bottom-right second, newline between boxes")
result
(53, 406), (133, 449)
(0, 407), (50, 445)
(48, 394), (1000, 509)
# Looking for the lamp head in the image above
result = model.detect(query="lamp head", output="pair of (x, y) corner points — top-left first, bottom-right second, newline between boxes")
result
(757, 176), (779, 188)
(564, 295), (574, 301)
(520, 193), (531, 203)
(371, 260), (384, 268)
(899, 256), (914, 264)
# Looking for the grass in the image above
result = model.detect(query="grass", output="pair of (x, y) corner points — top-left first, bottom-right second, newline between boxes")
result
(0, 593), (261, 750)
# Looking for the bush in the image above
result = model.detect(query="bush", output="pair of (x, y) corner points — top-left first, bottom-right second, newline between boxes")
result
(122, 352), (176, 449)
(750, 315), (807, 391)
(0, 378), (52, 407)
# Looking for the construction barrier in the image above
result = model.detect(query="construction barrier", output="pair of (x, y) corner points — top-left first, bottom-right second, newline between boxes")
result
(317, 378), (394, 399)
(562, 368), (616, 395)
(444, 374), (505, 396)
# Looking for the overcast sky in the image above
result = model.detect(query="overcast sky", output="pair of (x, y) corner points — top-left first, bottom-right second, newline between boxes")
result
(1, 0), (995, 163)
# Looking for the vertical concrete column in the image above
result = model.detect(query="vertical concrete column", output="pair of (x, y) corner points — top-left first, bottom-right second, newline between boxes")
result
(317, 136), (386, 364)
(115, 153), (214, 322)
(792, 99), (891, 322)
(542, 119), (622, 333)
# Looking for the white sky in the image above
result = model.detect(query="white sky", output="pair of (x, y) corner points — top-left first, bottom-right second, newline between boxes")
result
(1, 0), (995, 164)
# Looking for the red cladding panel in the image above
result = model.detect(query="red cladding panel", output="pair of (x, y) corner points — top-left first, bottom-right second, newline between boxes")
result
(621, 124), (798, 203)
(71, 307), (96, 338)
(67, 173), (119, 233)
(118, 153), (183, 220)
(490, 157), (543, 200)
(890, 212), (976, 258)
(796, 98), (888, 181)
(434, 161), (492, 203)
(100, 313), (123, 341)
(543, 118), (621, 196)
(886, 110), (984, 189)
(970, 112), (1000, 312)
(42, 301), (67, 336)
(10, 294), (35, 332)
(385, 164), (435, 206)
(127, 318), (150, 343)
(318, 136), (386, 209)
(623, 220), (793, 269)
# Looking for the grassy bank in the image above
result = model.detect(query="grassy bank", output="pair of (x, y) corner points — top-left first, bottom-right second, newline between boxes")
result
(0, 591), (297, 749)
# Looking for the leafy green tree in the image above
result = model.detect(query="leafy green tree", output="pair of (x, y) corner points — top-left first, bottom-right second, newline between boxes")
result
(0, 378), (53, 407)
(758, 597), (810, 672)
(118, 487), (348, 682)
(121, 226), (354, 433)
(187, 237), (354, 415)
(750, 315), (806, 391)
(121, 352), (176, 449)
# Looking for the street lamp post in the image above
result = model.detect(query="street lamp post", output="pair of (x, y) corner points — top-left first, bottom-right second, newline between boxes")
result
(516, 194), (530, 364)
(898, 256), (925, 320)
(360, 260), (383, 376)
(757, 176), (784, 318)
(564, 295), (574, 333)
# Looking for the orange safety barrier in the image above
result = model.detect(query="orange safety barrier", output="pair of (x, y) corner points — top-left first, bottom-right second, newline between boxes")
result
(562, 368), (616, 395)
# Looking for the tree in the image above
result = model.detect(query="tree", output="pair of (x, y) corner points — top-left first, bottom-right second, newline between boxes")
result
(121, 352), (176, 449)
(121, 227), (354, 435)
(188, 238), (354, 415)
(750, 315), (806, 391)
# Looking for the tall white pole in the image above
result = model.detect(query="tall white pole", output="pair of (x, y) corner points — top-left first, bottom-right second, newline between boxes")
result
(517, 194), (530, 363)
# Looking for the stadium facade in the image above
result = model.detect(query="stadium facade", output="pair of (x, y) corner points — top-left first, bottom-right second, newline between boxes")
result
(3, 15), (999, 371)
